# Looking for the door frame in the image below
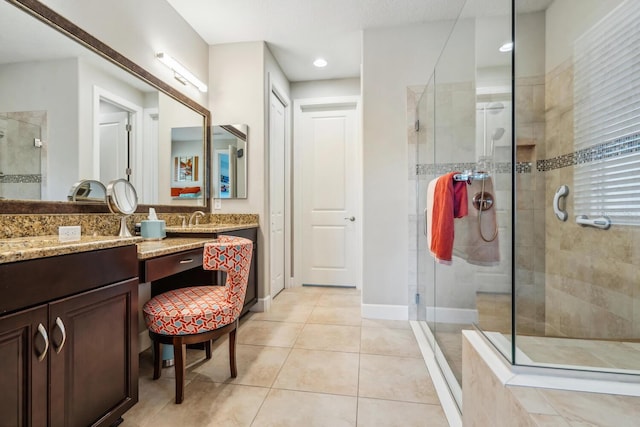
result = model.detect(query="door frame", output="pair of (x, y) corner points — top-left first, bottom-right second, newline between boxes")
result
(92, 86), (143, 189)
(292, 95), (363, 290)
(268, 76), (292, 297)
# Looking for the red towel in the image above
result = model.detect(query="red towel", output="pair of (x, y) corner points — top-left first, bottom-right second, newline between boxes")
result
(430, 172), (468, 264)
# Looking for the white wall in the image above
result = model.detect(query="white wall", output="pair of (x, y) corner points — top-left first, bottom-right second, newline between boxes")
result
(362, 21), (456, 308)
(209, 41), (292, 301)
(515, 11), (546, 78)
(291, 78), (361, 100)
(40, 0), (209, 107)
(209, 42), (265, 216)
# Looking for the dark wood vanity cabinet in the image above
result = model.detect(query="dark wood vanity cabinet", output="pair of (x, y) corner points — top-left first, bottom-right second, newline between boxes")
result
(0, 245), (139, 427)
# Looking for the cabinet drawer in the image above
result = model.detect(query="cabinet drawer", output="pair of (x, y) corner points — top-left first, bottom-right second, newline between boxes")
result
(142, 248), (204, 283)
(0, 245), (138, 316)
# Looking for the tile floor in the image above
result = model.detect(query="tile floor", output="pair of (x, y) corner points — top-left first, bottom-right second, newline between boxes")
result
(121, 286), (449, 427)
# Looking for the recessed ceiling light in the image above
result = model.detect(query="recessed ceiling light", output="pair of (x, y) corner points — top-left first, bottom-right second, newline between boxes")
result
(499, 42), (513, 53)
(313, 58), (328, 68)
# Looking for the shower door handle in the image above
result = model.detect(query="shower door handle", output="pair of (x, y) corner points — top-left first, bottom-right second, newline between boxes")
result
(424, 208), (428, 237)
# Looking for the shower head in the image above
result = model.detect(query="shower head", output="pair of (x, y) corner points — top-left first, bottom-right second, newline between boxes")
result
(491, 127), (505, 141)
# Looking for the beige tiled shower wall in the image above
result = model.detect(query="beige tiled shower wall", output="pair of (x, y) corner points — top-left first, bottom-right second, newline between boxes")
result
(515, 75), (546, 335)
(544, 59), (640, 339)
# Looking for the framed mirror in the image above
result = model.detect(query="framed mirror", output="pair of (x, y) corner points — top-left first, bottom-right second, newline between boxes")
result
(213, 125), (248, 199)
(0, 0), (210, 214)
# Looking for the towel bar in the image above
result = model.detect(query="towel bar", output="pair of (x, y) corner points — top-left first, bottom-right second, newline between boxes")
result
(575, 215), (611, 230)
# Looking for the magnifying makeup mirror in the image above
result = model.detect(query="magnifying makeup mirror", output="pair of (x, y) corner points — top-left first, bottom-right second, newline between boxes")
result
(107, 179), (138, 237)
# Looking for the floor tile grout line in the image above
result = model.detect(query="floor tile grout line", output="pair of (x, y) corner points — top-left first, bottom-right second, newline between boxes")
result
(248, 311), (301, 426)
(133, 287), (443, 426)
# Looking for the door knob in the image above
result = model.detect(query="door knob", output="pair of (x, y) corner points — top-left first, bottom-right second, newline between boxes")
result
(344, 216), (355, 222)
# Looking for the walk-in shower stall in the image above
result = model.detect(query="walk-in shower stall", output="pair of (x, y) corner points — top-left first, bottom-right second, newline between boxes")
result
(410, 0), (640, 413)
(0, 112), (45, 200)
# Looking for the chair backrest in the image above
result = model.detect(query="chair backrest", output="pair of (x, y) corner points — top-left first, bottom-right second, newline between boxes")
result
(202, 236), (253, 319)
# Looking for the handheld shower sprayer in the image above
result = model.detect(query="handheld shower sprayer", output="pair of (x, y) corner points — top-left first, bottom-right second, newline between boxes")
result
(489, 127), (505, 158)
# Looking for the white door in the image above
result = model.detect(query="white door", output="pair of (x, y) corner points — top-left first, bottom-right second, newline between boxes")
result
(270, 90), (286, 297)
(297, 99), (359, 287)
(99, 111), (129, 184)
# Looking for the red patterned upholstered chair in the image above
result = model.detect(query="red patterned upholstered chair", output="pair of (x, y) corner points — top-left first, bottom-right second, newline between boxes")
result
(142, 235), (253, 403)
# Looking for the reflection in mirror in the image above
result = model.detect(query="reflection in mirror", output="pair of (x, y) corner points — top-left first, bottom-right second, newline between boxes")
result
(0, 0), (209, 211)
(67, 179), (106, 203)
(170, 126), (204, 202)
(213, 125), (248, 199)
(107, 178), (138, 236)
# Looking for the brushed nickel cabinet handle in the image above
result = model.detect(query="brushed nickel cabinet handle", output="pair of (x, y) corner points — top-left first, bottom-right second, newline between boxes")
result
(36, 323), (49, 362)
(54, 317), (66, 354)
(179, 258), (194, 264)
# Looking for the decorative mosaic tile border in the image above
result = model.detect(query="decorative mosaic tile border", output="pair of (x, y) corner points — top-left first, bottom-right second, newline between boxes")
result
(416, 161), (521, 176)
(537, 133), (640, 172)
(516, 162), (532, 174)
(416, 133), (639, 176)
(0, 174), (42, 183)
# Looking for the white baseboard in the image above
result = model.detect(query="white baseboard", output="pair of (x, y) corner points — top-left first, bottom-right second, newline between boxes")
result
(138, 330), (151, 354)
(361, 304), (408, 321)
(250, 295), (271, 313)
(426, 306), (478, 324)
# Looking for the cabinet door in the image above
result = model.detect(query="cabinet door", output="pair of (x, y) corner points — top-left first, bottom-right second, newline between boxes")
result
(0, 305), (48, 427)
(49, 279), (138, 427)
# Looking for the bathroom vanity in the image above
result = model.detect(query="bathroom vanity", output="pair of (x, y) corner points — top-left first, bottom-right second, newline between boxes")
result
(0, 238), (139, 427)
(138, 225), (258, 316)
(0, 217), (258, 426)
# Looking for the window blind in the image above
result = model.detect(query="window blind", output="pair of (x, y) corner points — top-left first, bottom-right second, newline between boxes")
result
(573, 0), (640, 226)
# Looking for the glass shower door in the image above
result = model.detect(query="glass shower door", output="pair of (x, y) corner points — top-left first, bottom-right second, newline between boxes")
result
(414, 0), (514, 411)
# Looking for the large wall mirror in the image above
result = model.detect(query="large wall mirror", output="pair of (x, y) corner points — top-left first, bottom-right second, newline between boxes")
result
(0, 0), (210, 213)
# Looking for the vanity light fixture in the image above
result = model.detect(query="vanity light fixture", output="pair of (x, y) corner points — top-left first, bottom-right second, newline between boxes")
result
(499, 41), (513, 52)
(156, 52), (208, 92)
(313, 58), (328, 68)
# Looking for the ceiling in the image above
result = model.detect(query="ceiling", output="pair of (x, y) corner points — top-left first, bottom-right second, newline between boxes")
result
(167, 0), (553, 83)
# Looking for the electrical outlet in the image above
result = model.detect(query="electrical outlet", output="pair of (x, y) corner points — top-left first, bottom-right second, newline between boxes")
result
(58, 225), (81, 242)
(214, 199), (221, 210)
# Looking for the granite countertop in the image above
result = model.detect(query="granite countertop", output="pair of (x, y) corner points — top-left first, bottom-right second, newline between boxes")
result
(136, 237), (219, 259)
(0, 223), (258, 264)
(0, 235), (142, 264)
(164, 222), (259, 234)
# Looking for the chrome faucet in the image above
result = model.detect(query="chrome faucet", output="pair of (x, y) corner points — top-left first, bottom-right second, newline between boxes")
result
(188, 210), (206, 227)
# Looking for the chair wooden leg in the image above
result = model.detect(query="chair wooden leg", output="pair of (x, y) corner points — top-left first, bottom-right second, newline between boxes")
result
(153, 340), (162, 380)
(205, 340), (212, 359)
(229, 327), (237, 378)
(174, 342), (186, 404)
